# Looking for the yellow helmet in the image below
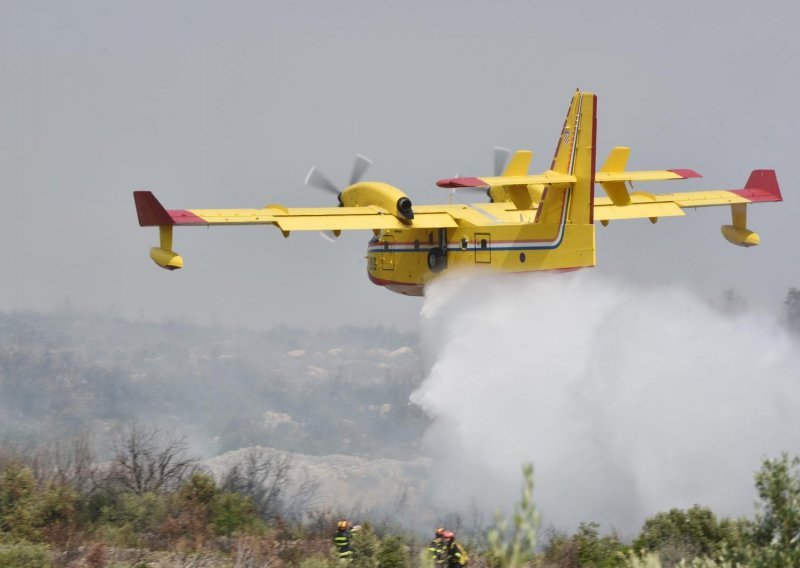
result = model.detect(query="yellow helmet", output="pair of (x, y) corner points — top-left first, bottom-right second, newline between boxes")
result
(337, 520), (349, 530)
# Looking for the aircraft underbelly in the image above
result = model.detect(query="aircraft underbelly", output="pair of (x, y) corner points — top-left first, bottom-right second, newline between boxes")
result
(366, 224), (596, 296)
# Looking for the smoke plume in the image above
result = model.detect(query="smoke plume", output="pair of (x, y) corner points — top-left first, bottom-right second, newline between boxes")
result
(411, 270), (800, 535)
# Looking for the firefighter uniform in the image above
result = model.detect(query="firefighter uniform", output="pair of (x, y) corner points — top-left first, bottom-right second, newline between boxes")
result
(334, 520), (353, 560)
(444, 532), (467, 567)
(428, 528), (447, 567)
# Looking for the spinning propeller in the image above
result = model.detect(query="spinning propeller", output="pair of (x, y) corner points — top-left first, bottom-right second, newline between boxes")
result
(494, 146), (511, 176)
(305, 154), (373, 201)
(304, 154), (373, 241)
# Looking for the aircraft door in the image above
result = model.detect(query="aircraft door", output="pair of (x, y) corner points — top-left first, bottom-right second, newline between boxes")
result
(475, 233), (491, 263)
(381, 235), (395, 270)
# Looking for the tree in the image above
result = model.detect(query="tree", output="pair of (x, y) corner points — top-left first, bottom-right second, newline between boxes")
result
(160, 472), (218, 549)
(377, 535), (409, 568)
(633, 506), (744, 566)
(106, 425), (199, 495)
(543, 523), (628, 568)
(0, 463), (39, 540)
(220, 447), (292, 520)
(784, 288), (800, 334)
(350, 523), (379, 568)
(753, 453), (800, 565)
(486, 463), (540, 568)
(713, 288), (747, 317)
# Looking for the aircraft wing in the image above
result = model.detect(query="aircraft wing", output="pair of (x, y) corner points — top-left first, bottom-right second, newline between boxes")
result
(437, 169), (700, 189)
(134, 190), (458, 232)
(594, 169), (781, 217)
(595, 169), (701, 182)
(436, 172), (576, 188)
(594, 169), (781, 246)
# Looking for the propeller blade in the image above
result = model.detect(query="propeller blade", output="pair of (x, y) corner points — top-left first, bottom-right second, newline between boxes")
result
(494, 146), (511, 176)
(349, 154), (373, 186)
(305, 166), (340, 195)
(319, 231), (338, 243)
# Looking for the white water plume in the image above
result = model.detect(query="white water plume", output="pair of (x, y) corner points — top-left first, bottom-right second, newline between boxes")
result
(411, 270), (800, 535)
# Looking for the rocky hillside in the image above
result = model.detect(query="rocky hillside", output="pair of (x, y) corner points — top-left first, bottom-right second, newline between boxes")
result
(0, 309), (429, 460)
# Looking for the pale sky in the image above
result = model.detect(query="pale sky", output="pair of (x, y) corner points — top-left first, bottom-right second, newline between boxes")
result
(2, 0), (797, 330)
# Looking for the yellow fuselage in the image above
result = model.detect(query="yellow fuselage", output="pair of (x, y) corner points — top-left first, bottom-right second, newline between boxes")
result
(366, 223), (596, 295)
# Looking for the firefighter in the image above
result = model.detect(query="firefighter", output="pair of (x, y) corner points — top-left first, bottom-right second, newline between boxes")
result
(428, 527), (447, 566)
(334, 519), (353, 560)
(444, 531), (468, 567)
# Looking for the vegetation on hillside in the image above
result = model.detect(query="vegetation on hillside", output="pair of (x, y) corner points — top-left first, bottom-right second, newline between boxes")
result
(2, 297), (800, 567)
(0, 310), (427, 458)
(0, 435), (799, 567)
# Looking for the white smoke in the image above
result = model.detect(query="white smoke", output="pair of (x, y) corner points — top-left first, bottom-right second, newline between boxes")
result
(411, 270), (800, 535)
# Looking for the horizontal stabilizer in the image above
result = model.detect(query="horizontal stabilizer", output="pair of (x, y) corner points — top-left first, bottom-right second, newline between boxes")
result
(439, 170), (699, 189)
(437, 172), (576, 188)
(594, 169), (701, 182)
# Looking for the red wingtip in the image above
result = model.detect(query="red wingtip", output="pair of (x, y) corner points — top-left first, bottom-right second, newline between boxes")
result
(746, 170), (782, 200)
(731, 170), (782, 203)
(133, 191), (174, 226)
(436, 177), (487, 188)
(667, 169), (702, 179)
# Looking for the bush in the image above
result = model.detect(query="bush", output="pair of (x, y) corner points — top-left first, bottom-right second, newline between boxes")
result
(351, 524), (379, 568)
(0, 464), (39, 541)
(211, 492), (265, 537)
(750, 453), (800, 549)
(487, 463), (539, 568)
(95, 492), (166, 547)
(377, 535), (408, 568)
(0, 543), (52, 568)
(298, 554), (335, 568)
(633, 506), (744, 565)
(542, 523), (627, 568)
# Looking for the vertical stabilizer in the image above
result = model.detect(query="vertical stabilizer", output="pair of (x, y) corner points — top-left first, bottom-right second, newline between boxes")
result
(549, 91), (597, 224)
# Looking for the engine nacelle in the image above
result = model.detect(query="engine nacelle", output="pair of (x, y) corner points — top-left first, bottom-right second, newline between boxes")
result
(150, 247), (184, 270)
(339, 182), (414, 222)
(721, 225), (760, 247)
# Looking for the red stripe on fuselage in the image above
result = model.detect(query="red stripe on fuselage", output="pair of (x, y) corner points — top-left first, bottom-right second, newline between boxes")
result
(589, 94), (597, 225)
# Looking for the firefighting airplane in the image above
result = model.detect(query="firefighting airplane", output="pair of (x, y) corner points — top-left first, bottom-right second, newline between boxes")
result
(134, 91), (782, 296)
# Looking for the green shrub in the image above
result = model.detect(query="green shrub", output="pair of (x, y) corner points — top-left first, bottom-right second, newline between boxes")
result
(574, 522), (628, 567)
(486, 463), (539, 568)
(0, 542), (52, 568)
(96, 492), (166, 547)
(749, 453), (800, 554)
(350, 524), (379, 568)
(211, 492), (264, 537)
(542, 523), (628, 568)
(0, 464), (39, 541)
(634, 506), (744, 564)
(377, 535), (408, 568)
(298, 554), (334, 568)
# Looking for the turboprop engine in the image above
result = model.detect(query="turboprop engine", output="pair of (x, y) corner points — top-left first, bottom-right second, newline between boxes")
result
(305, 155), (415, 223)
(339, 182), (414, 222)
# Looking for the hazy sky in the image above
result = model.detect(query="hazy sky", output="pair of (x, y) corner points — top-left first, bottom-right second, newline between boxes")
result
(2, 0), (797, 330)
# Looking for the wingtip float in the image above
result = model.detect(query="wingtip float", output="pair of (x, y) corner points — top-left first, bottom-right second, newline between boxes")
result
(134, 91), (782, 294)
